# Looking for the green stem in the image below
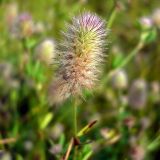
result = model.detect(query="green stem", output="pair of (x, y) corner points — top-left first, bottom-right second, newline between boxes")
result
(118, 41), (143, 68)
(74, 146), (78, 160)
(107, 8), (117, 28)
(107, 0), (118, 28)
(73, 98), (78, 160)
(21, 37), (31, 54)
(147, 134), (160, 151)
(73, 98), (77, 136)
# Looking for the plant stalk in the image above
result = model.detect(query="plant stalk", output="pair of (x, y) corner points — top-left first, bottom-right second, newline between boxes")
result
(73, 98), (78, 160)
(73, 98), (77, 136)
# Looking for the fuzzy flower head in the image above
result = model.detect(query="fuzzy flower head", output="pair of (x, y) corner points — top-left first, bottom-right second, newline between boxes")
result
(35, 39), (55, 65)
(11, 13), (34, 38)
(110, 69), (128, 90)
(128, 79), (147, 109)
(49, 12), (108, 104)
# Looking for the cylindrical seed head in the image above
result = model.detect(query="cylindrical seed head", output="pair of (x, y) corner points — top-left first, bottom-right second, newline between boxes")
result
(49, 12), (108, 104)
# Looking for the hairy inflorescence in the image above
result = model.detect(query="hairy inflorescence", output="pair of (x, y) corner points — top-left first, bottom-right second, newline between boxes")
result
(49, 12), (108, 104)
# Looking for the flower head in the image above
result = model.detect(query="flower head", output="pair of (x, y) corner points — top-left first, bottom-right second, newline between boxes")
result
(110, 69), (128, 90)
(139, 16), (153, 29)
(11, 12), (34, 38)
(49, 12), (108, 104)
(128, 79), (147, 109)
(152, 8), (160, 28)
(35, 39), (55, 65)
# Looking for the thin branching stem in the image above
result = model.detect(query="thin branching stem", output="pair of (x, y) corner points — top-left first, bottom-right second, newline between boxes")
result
(118, 41), (144, 68)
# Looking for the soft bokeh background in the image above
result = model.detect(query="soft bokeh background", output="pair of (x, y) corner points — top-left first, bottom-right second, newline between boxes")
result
(0, 0), (160, 159)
